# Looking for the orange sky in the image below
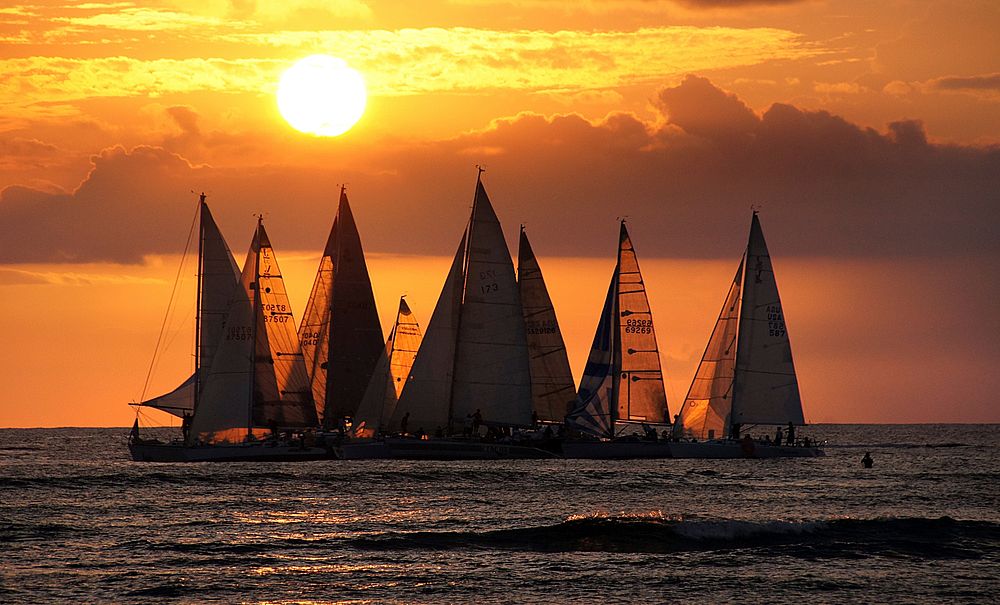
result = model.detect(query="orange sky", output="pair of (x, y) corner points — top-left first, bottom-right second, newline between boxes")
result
(1, 0), (998, 426)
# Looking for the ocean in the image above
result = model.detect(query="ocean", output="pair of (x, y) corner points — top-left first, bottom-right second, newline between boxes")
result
(1, 424), (998, 604)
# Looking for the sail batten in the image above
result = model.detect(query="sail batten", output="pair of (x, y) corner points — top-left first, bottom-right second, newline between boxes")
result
(568, 222), (669, 438)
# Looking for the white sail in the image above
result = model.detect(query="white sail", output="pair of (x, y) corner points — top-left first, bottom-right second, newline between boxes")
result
(298, 188), (383, 429)
(139, 373), (195, 418)
(353, 297), (423, 438)
(189, 232), (257, 444)
(190, 222), (317, 444)
(518, 227), (576, 422)
(198, 201), (241, 383)
(614, 222), (669, 425)
(732, 212), (804, 426)
(390, 233), (466, 434)
(451, 180), (533, 428)
(677, 260), (742, 439)
(137, 200), (240, 419)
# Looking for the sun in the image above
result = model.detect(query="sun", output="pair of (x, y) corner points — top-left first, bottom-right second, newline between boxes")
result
(277, 55), (367, 137)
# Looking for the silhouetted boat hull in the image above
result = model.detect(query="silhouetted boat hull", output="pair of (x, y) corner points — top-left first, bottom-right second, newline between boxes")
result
(128, 441), (332, 462)
(383, 438), (558, 460)
(561, 440), (673, 459)
(338, 439), (391, 459)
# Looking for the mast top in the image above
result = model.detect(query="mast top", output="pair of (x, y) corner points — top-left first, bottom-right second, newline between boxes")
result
(199, 191), (206, 204)
(476, 164), (486, 182)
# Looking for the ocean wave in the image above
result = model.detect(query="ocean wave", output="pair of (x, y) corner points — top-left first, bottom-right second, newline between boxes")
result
(0, 521), (80, 543)
(348, 515), (1000, 558)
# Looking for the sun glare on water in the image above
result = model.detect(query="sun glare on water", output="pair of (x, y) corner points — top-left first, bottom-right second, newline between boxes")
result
(277, 55), (367, 137)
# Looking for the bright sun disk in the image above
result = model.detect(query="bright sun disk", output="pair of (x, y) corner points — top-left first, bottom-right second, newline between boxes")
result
(277, 55), (367, 137)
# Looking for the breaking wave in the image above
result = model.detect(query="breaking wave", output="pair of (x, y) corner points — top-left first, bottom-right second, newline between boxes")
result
(349, 515), (1000, 558)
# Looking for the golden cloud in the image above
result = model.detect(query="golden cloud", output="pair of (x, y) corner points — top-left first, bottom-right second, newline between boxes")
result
(0, 26), (814, 107)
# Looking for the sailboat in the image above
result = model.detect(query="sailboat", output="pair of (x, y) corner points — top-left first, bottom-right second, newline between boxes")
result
(382, 171), (557, 459)
(339, 296), (423, 459)
(298, 186), (384, 432)
(562, 220), (674, 459)
(670, 211), (823, 458)
(129, 200), (330, 462)
(518, 226), (576, 424)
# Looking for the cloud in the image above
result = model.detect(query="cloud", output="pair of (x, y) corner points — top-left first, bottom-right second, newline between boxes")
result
(928, 73), (1000, 92)
(655, 74), (758, 142)
(672, 0), (807, 6)
(0, 26), (813, 106)
(0, 146), (207, 263)
(2, 77), (997, 264)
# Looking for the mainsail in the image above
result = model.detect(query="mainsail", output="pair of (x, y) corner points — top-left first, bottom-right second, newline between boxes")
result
(137, 197), (241, 419)
(353, 297), (423, 438)
(567, 221), (669, 438)
(731, 212), (803, 426)
(190, 220), (317, 444)
(517, 227), (575, 422)
(676, 211), (804, 439)
(451, 179), (533, 428)
(298, 187), (383, 429)
(390, 174), (532, 435)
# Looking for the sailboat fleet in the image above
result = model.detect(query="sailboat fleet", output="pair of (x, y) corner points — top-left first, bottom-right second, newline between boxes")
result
(129, 173), (823, 461)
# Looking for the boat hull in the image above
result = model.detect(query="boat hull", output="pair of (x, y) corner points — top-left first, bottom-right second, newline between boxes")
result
(338, 440), (391, 460)
(562, 440), (673, 459)
(128, 441), (333, 462)
(382, 438), (558, 460)
(668, 440), (824, 459)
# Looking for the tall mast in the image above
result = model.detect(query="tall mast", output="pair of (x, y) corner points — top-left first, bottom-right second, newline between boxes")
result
(610, 219), (625, 437)
(194, 192), (206, 416)
(446, 168), (481, 434)
(249, 217), (262, 440)
(729, 211), (753, 437)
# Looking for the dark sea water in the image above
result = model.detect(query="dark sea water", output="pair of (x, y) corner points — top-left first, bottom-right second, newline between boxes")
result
(1, 425), (998, 604)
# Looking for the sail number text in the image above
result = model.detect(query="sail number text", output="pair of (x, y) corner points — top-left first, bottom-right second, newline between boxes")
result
(225, 326), (252, 341)
(766, 305), (786, 337)
(479, 269), (499, 295)
(525, 319), (558, 335)
(624, 318), (652, 334)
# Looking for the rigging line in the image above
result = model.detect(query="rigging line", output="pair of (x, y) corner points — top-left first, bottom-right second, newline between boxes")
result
(140, 199), (200, 403)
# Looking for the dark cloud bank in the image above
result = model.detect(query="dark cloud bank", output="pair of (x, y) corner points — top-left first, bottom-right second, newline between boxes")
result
(1, 75), (997, 264)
